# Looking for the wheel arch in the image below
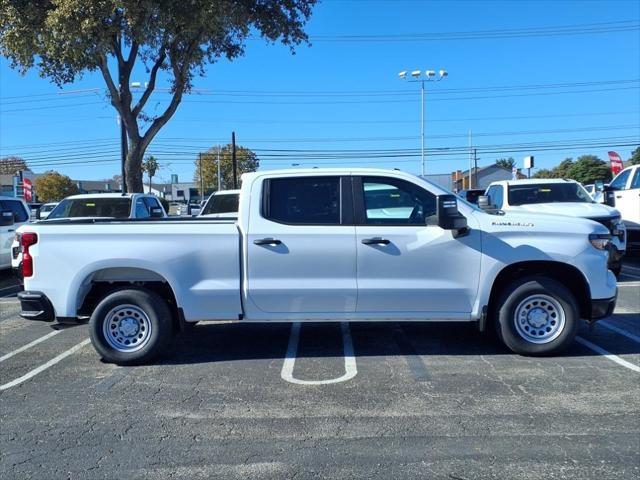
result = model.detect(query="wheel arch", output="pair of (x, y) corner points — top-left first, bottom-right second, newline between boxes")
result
(487, 261), (591, 321)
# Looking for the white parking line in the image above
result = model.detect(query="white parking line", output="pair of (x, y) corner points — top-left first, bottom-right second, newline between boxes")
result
(0, 330), (62, 363)
(0, 339), (90, 391)
(575, 336), (640, 373)
(598, 320), (640, 344)
(281, 322), (357, 385)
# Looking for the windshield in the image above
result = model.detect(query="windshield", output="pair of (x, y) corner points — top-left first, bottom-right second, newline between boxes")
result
(47, 198), (132, 219)
(507, 183), (594, 206)
(201, 193), (239, 215)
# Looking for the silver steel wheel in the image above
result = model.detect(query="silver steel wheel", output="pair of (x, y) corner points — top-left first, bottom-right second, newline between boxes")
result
(513, 294), (566, 344)
(103, 304), (152, 353)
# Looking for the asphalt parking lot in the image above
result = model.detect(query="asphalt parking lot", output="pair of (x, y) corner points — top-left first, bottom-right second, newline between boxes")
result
(1, 264), (639, 480)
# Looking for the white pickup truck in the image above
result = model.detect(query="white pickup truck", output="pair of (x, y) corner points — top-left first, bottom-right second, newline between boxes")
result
(16, 168), (617, 364)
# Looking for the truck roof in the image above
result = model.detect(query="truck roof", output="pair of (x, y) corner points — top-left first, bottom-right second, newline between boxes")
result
(490, 178), (576, 186)
(62, 193), (152, 200)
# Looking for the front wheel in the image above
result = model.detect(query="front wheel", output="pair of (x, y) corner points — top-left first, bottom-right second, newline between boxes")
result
(495, 276), (579, 355)
(89, 288), (173, 365)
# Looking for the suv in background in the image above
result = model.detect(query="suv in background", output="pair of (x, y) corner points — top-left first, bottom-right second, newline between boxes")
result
(0, 196), (31, 270)
(483, 179), (627, 275)
(36, 202), (59, 220)
(457, 189), (486, 205)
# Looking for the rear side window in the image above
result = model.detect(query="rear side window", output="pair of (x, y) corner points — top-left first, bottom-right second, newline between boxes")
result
(264, 177), (340, 225)
(0, 200), (29, 223)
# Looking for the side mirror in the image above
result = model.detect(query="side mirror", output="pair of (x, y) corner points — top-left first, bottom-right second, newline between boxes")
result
(594, 180), (604, 192)
(477, 195), (491, 210)
(602, 186), (616, 207)
(0, 210), (15, 227)
(437, 195), (468, 234)
(149, 207), (164, 218)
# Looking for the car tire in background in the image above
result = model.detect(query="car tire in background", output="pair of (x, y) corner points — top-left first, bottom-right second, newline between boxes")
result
(89, 288), (173, 365)
(495, 276), (579, 356)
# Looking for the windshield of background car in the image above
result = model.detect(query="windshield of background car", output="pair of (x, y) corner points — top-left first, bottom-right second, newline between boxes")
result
(47, 198), (132, 219)
(507, 183), (594, 206)
(201, 193), (239, 215)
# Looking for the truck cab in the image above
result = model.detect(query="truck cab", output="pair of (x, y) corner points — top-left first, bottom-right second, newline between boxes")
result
(0, 196), (30, 270)
(605, 165), (640, 251)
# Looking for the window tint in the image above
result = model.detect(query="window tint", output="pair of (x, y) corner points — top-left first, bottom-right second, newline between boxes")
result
(507, 183), (593, 206)
(265, 177), (340, 225)
(0, 200), (29, 223)
(630, 169), (640, 190)
(201, 193), (239, 215)
(486, 185), (504, 208)
(48, 198), (132, 219)
(143, 197), (161, 212)
(361, 177), (436, 225)
(610, 169), (631, 191)
(135, 198), (150, 218)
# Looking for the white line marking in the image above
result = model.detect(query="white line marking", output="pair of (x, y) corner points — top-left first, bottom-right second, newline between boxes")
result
(598, 320), (640, 344)
(281, 322), (357, 385)
(0, 330), (62, 362)
(0, 338), (90, 391)
(575, 336), (640, 373)
(623, 265), (640, 273)
(617, 280), (640, 287)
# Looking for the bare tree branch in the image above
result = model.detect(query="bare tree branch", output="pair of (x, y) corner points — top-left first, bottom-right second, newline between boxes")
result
(132, 49), (166, 118)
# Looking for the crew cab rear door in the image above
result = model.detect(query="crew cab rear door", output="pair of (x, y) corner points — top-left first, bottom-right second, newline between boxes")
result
(353, 175), (482, 319)
(244, 175), (357, 317)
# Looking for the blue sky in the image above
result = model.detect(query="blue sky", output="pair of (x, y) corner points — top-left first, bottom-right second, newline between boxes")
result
(1, 0), (639, 184)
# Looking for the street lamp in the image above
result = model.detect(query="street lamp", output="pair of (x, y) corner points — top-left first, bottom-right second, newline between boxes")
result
(399, 68), (448, 176)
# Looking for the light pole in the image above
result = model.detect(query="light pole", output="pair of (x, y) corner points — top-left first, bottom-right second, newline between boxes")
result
(399, 69), (448, 176)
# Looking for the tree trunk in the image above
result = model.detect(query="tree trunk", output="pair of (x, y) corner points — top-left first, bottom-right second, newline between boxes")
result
(126, 142), (144, 193)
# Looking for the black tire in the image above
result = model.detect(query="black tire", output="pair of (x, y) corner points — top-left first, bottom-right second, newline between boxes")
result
(495, 276), (579, 356)
(89, 288), (173, 365)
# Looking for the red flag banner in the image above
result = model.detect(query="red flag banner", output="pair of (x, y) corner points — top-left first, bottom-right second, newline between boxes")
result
(607, 151), (624, 176)
(23, 177), (33, 202)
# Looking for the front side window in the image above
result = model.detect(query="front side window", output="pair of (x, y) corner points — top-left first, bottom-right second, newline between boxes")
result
(630, 168), (640, 190)
(361, 177), (436, 225)
(0, 200), (29, 223)
(264, 177), (340, 225)
(609, 169), (631, 191)
(135, 198), (150, 218)
(486, 185), (504, 209)
(507, 183), (593, 206)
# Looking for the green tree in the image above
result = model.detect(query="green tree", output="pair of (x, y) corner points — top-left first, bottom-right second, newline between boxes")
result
(495, 157), (515, 169)
(143, 155), (159, 193)
(193, 144), (259, 192)
(566, 155), (611, 184)
(629, 146), (640, 166)
(533, 168), (555, 179)
(0, 1), (316, 193)
(0, 156), (28, 175)
(554, 158), (575, 178)
(34, 171), (79, 202)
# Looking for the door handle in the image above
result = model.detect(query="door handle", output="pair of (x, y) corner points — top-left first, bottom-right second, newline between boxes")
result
(253, 238), (282, 246)
(616, 195), (622, 199)
(7, 229), (15, 233)
(361, 237), (390, 245)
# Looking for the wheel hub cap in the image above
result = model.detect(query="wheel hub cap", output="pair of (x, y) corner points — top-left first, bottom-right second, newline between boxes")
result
(514, 294), (566, 344)
(103, 305), (152, 353)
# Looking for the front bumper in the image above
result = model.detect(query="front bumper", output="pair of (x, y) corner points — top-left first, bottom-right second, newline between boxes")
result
(590, 294), (617, 321)
(17, 291), (55, 322)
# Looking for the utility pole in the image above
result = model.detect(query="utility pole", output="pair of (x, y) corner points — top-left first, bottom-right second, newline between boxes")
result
(232, 132), (238, 189)
(217, 145), (222, 191)
(468, 129), (473, 189)
(199, 152), (204, 201)
(473, 149), (479, 188)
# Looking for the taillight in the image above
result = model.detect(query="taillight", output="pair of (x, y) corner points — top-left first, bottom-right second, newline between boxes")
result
(21, 232), (38, 278)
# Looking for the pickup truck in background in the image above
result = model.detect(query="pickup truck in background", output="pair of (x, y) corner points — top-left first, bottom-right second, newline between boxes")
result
(483, 178), (627, 275)
(604, 164), (640, 252)
(199, 189), (240, 218)
(0, 196), (31, 270)
(16, 168), (617, 365)
(11, 193), (166, 274)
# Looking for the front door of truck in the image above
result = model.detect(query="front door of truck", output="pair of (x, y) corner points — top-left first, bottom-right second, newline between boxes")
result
(245, 175), (357, 318)
(353, 176), (482, 319)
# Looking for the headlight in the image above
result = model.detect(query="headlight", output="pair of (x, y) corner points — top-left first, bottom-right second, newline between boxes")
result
(589, 233), (611, 250)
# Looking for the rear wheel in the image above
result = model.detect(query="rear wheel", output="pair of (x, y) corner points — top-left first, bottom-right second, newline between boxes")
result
(89, 288), (173, 365)
(495, 276), (579, 355)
